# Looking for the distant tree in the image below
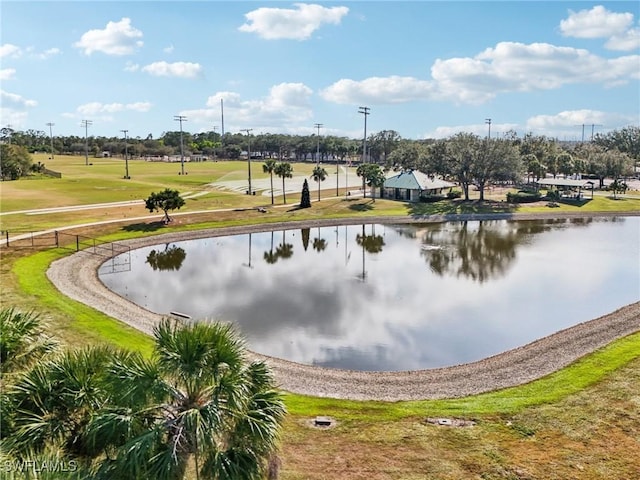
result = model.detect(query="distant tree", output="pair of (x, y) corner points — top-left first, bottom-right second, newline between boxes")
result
(556, 152), (574, 178)
(144, 188), (185, 224)
(274, 162), (293, 204)
(263, 159), (278, 205)
(300, 179), (311, 208)
(311, 165), (327, 201)
(357, 163), (385, 199)
(301, 228), (310, 251)
(1, 144), (33, 180)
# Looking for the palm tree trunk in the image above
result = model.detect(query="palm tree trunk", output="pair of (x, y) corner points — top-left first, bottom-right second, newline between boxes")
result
(270, 173), (274, 205)
(282, 178), (286, 204)
(318, 179), (321, 201)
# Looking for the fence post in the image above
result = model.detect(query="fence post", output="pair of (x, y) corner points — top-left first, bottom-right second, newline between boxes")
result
(76, 235), (80, 251)
(31, 232), (34, 247)
(55, 231), (59, 247)
(5, 231), (8, 247)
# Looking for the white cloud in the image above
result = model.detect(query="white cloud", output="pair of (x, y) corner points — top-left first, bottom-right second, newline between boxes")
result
(183, 83), (313, 132)
(322, 41), (640, 106)
(163, 44), (174, 54)
(74, 101), (153, 116)
(0, 90), (38, 108)
(124, 61), (140, 72)
(73, 18), (143, 55)
(321, 76), (434, 104)
(0, 68), (16, 80)
(239, 3), (349, 40)
(424, 123), (519, 140)
(141, 61), (202, 78)
(560, 6), (633, 39)
(36, 47), (61, 59)
(606, 27), (640, 51)
(0, 43), (22, 58)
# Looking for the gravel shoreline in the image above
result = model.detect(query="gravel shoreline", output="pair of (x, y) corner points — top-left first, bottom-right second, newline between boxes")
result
(47, 211), (640, 401)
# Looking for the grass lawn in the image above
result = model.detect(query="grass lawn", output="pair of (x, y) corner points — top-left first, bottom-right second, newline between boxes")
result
(2, 155), (639, 479)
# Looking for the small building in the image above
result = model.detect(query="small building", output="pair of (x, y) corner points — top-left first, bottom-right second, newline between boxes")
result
(380, 170), (456, 201)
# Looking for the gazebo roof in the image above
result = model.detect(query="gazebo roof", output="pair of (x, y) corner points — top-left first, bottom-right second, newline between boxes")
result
(536, 178), (595, 188)
(384, 170), (456, 190)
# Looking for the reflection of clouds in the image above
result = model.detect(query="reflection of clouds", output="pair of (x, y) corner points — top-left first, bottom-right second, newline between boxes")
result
(101, 219), (640, 371)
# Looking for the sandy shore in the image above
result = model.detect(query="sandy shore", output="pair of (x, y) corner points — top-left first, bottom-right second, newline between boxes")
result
(47, 212), (640, 401)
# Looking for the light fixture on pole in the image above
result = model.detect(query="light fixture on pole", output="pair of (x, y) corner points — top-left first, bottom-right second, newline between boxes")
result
(241, 128), (253, 195)
(46, 122), (55, 159)
(314, 123), (323, 166)
(120, 129), (130, 179)
(174, 115), (187, 175)
(81, 119), (92, 165)
(358, 106), (370, 163)
(485, 118), (492, 139)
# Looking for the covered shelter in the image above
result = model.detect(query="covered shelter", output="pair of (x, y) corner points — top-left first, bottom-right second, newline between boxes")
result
(380, 170), (456, 202)
(536, 178), (595, 199)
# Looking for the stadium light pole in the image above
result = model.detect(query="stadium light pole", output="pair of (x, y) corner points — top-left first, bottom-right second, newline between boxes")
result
(46, 122), (55, 159)
(358, 106), (370, 163)
(314, 123), (323, 166)
(174, 115), (187, 175)
(81, 119), (92, 165)
(241, 128), (253, 195)
(121, 129), (129, 179)
(485, 118), (492, 139)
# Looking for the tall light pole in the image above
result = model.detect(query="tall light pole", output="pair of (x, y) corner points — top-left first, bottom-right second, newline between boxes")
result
(120, 129), (129, 179)
(485, 118), (492, 139)
(46, 122), (55, 159)
(314, 123), (323, 166)
(358, 106), (370, 163)
(241, 128), (253, 195)
(81, 119), (92, 165)
(174, 115), (187, 175)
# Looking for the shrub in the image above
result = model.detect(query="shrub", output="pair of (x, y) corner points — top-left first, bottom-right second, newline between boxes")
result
(419, 195), (446, 203)
(506, 191), (542, 203)
(447, 190), (462, 199)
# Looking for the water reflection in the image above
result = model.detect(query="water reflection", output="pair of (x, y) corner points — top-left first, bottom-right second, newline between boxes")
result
(100, 218), (640, 371)
(146, 244), (186, 271)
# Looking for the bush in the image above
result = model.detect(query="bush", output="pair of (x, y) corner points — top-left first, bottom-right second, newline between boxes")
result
(419, 195), (446, 203)
(447, 190), (462, 199)
(506, 191), (542, 203)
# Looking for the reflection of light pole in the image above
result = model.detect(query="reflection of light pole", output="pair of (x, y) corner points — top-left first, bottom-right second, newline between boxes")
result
(242, 233), (253, 268)
(81, 119), (92, 165)
(485, 118), (491, 139)
(241, 128), (253, 195)
(314, 123), (323, 166)
(358, 106), (370, 163)
(46, 122), (55, 159)
(120, 129), (129, 179)
(174, 115), (187, 175)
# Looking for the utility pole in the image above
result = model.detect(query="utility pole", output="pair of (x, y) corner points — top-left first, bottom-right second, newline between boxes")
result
(174, 115), (187, 175)
(314, 123), (323, 166)
(46, 122), (55, 159)
(590, 124), (603, 141)
(81, 119), (92, 165)
(120, 129), (129, 179)
(220, 99), (225, 136)
(575, 124), (586, 143)
(358, 106), (370, 163)
(485, 118), (492, 139)
(241, 128), (253, 194)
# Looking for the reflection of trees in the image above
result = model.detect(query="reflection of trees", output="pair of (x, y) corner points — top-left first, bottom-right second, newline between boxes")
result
(355, 225), (385, 281)
(312, 237), (327, 252)
(264, 230), (294, 264)
(419, 221), (520, 283)
(146, 244), (186, 271)
(301, 228), (310, 251)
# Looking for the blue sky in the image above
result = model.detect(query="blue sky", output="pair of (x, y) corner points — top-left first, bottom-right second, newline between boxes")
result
(1, 1), (639, 141)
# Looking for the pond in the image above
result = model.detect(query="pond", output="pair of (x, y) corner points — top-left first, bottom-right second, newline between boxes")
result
(99, 217), (640, 371)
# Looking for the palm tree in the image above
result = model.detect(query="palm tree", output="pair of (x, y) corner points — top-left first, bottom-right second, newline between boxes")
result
(91, 320), (286, 480)
(274, 162), (293, 204)
(311, 166), (327, 201)
(262, 159), (278, 205)
(0, 307), (57, 375)
(7, 320), (286, 480)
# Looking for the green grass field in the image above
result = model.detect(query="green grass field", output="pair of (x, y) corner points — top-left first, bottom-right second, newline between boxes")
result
(2, 154), (639, 479)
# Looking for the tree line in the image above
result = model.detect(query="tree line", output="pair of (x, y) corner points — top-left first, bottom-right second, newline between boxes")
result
(2, 126), (638, 188)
